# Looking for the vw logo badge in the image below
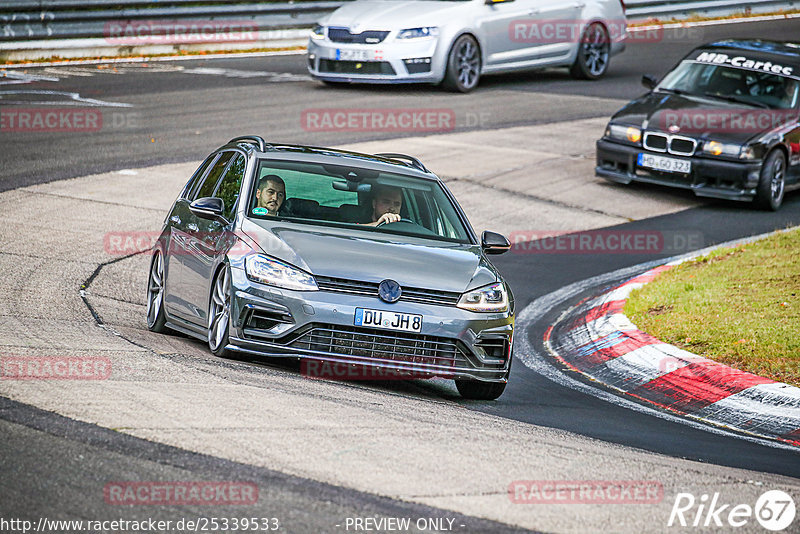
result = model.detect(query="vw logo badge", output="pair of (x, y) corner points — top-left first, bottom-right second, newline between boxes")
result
(378, 279), (402, 303)
(668, 124), (680, 133)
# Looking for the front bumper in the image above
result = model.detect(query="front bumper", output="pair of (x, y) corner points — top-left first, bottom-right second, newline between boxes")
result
(226, 266), (513, 382)
(307, 37), (444, 84)
(595, 138), (763, 201)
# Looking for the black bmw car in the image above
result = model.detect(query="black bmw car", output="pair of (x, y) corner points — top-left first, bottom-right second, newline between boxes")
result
(596, 39), (800, 210)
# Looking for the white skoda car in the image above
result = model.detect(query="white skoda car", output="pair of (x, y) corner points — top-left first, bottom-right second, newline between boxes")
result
(307, 0), (627, 92)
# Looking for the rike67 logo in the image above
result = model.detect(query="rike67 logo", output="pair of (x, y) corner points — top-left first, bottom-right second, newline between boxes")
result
(668, 490), (795, 531)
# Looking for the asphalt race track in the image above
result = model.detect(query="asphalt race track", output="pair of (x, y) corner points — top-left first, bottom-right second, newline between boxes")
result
(1, 18), (799, 533)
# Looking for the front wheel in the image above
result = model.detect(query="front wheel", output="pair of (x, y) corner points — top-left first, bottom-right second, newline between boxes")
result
(754, 150), (786, 211)
(570, 22), (610, 80)
(442, 34), (481, 93)
(208, 265), (233, 358)
(146, 250), (170, 333)
(455, 379), (507, 400)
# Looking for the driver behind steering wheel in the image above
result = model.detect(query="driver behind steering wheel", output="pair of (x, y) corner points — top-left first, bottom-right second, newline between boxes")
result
(363, 184), (403, 227)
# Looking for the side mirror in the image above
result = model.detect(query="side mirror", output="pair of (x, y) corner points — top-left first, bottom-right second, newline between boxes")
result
(481, 231), (511, 255)
(189, 197), (225, 221)
(641, 74), (657, 90)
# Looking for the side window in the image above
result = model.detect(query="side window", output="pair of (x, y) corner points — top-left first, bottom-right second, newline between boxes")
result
(183, 154), (217, 200)
(193, 151), (234, 201)
(215, 154), (247, 220)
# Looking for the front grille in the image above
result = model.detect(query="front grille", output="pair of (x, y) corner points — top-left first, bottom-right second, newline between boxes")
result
(315, 276), (461, 306)
(290, 324), (469, 368)
(670, 137), (696, 156)
(643, 132), (668, 151)
(319, 59), (396, 75)
(328, 27), (390, 44)
(643, 132), (697, 156)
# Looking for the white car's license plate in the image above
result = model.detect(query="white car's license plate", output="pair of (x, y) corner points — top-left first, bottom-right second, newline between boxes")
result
(638, 153), (691, 174)
(354, 308), (422, 333)
(336, 49), (374, 61)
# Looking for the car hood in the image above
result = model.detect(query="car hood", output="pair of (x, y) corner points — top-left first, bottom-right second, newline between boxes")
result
(241, 219), (497, 293)
(323, 0), (465, 30)
(610, 91), (787, 144)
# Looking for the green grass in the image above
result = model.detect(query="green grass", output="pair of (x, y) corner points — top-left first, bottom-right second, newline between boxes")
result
(624, 228), (800, 386)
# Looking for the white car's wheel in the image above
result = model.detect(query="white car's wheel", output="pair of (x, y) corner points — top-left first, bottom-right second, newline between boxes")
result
(570, 22), (610, 80)
(442, 34), (481, 93)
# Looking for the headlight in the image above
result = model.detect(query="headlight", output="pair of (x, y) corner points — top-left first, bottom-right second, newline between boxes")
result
(457, 282), (508, 313)
(397, 27), (439, 40)
(605, 124), (642, 145)
(702, 141), (745, 158)
(311, 24), (325, 40)
(245, 255), (318, 291)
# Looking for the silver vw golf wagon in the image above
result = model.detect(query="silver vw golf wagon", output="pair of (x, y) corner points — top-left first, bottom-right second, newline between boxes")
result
(308, 0), (627, 91)
(147, 136), (514, 399)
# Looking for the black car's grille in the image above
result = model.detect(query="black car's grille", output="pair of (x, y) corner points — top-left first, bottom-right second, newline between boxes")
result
(643, 132), (668, 151)
(670, 137), (696, 155)
(315, 276), (461, 306)
(290, 324), (469, 367)
(319, 59), (396, 75)
(328, 27), (390, 44)
(643, 132), (697, 156)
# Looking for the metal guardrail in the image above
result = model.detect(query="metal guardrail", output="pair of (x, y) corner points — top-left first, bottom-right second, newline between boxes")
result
(0, 0), (796, 43)
(626, 0), (797, 19)
(0, 1), (348, 41)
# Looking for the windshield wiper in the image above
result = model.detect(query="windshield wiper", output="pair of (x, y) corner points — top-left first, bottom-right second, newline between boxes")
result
(702, 92), (770, 109)
(655, 87), (692, 96)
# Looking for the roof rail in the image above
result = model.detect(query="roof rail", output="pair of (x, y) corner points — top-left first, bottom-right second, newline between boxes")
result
(375, 153), (429, 173)
(228, 135), (269, 151)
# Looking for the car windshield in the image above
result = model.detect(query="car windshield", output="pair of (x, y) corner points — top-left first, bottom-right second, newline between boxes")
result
(247, 159), (472, 244)
(657, 60), (800, 109)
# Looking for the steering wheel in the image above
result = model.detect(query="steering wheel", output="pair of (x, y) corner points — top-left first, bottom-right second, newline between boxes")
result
(376, 217), (415, 227)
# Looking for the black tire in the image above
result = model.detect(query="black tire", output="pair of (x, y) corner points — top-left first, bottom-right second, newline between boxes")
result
(322, 80), (346, 87)
(754, 149), (786, 211)
(455, 379), (507, 400)
(569, 22), (610, 80)
(146, 250), (170, 334)
(208, 264), (234, 358)
(442, 34), (481, 93)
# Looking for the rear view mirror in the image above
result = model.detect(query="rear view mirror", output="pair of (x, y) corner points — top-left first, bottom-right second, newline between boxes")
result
(642, 74), (657, 90)
(189, 197), (225, 221)
(332, 180), (372, 193)
(481, 231), (511, 255)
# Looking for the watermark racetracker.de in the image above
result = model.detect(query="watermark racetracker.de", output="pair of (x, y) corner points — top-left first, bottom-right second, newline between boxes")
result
(509, 230), (704, 255)
(301, 108), (493, 133)
(0, 356), (111, 380)
(509, 480), (664, 504)
(104, 481), (259, 505)
(104, 20), (259, 45)
(508, 19), (703, 45)
(0, 107), (140, 132)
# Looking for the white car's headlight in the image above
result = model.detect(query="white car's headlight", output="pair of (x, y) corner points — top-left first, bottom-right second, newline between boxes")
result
(311, 24), (325, 40)
(605, 124), (642, 145)
(702, 141), (746, 158)
(245, 255), (318, 291)
(397, 27), (439, 40)
(457, 282), (508, 313)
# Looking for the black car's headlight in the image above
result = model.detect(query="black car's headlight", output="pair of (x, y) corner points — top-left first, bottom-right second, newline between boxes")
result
(245, 254), (318, 291)
(605, 124), (642, 145)
(702, 141), (756, 160)
(311, 24), (325, 40)
(397, 27), (439, 40)
(457, 282), (508, 313)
